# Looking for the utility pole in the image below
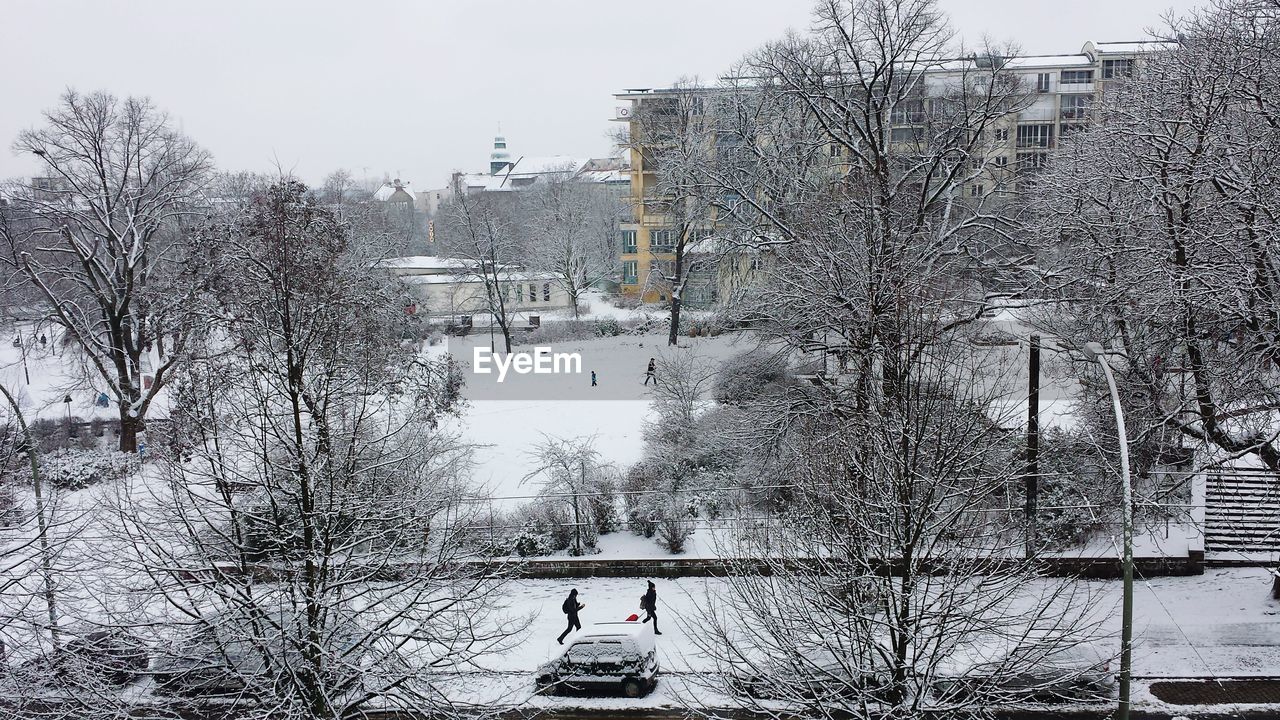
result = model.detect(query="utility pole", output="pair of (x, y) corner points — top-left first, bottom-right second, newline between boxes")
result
(1025, 335), (1040, 557)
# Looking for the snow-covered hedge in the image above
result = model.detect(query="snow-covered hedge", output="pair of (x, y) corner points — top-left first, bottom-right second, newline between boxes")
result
(36, 448), (139, 490)
(519, 317), (663, 346)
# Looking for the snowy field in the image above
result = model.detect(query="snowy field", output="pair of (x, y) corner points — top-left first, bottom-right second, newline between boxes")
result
(445, 328), (768, 506)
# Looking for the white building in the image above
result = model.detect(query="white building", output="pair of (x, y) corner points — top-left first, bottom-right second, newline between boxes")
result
(381, 256), (571, 321)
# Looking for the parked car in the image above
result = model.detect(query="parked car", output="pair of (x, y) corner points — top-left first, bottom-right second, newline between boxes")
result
(7, 629), (148, 688)
(152, 610), (359, 696)
(729, 645), (889, 702)
(535, 621), (658, 698)
(934, 642), (1115, 704)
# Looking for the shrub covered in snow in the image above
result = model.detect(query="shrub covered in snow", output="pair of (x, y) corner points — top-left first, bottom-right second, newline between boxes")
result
(593, 317), (622, 337)
(35, 448), (139, 490)
(714, 350), (792, 405)
(685, 317), (723, 338)
(505, 496), (600, 556)
(656, 505), (695, 554)
(520, 317), (663, 346)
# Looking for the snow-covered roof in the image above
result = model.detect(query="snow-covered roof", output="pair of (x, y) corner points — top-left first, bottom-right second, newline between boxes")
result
(1087, 40), (1175, 55)
(1006, 54), (1095, 69)
(576, 169), (629, 184)
(458, 173), (514, 192)
(503, 156), (586, 177)
(378, 256), (475, 271)
(400, 270), (560, 285)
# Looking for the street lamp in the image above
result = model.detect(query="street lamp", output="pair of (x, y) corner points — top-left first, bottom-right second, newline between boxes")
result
(62, 394), (74, 439)
(1082, 341), (1133, 720)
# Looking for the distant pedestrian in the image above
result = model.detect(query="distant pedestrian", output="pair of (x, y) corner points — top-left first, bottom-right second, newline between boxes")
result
(39, 334), (47, 349)
(640, 580), (661, 635)
(643, 358), (656, 386)
(558, 588), (584, 645)
(591, 370), (597, 387)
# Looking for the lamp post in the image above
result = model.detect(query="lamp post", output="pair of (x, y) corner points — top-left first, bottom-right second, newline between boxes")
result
(62, 394), (74, 439)
(14, 327), (31, 385)
(1082, 341), (1133, 720)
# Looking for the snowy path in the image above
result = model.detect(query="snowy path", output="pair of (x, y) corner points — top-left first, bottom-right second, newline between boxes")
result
(487, 569), (1280, 677)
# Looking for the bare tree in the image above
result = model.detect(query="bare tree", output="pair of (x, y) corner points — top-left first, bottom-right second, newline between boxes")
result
(1028, 0), (1280, 470)
(519, 171), (625, 318)
(688, 328), (1107, 717)
(0, 90), (213, 452)
(650, 1), (1108, 715)
(524, 435), (618, 556)
(697, 0), (1031, 392)
(109, 180), (520, 719)
(623, 78), (720, 345)
(435, 191), (524, 353)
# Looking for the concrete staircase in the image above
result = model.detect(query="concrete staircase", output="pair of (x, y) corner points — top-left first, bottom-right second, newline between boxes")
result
(1204, 469), (1280, 561)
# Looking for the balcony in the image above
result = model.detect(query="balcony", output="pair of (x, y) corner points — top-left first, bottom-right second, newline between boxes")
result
(1058, 80), (1095, 93)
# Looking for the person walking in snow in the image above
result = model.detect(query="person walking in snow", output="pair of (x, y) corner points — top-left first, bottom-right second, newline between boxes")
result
(558, 588), (585, 645)
(591, 370), (597, 387)
(640, 580), (661, 635)
(643, 357), (657, 386)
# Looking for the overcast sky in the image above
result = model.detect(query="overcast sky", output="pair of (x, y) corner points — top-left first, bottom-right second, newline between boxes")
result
(2, 0), (1197, 190)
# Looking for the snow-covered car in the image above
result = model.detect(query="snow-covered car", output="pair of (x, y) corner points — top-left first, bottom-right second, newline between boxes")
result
(535, 621), (659, 698)
(729, 646), (888, 702)
(933, 642), (1115, 703)
(152, 611), (359, 696)
(7, 629), (148, 688)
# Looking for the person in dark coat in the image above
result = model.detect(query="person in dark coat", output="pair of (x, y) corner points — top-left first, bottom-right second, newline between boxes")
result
(640, 580), (661, 635)
(558, 588), (584, 645)
(643, 358), (657, 386)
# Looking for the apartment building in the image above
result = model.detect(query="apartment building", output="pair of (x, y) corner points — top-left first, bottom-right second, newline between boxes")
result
(612, 40), (1168, 303)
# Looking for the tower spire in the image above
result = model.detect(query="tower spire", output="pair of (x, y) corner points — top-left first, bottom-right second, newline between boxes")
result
(490, 129), (511, 175)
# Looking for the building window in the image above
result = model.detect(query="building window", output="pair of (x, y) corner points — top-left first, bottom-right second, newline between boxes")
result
(890, 100), (925, 124)
(621, 229), (637, 253)
(1060, 69), (1094, 85)
(1016, 124), (1053, 149)
(1060, 94), (1092, 120)
(529, 283), (537, 302)
(623, 261), (638, 284)
(993, 155), (1009, 168)
(1102, 58), (1133, 79)
(970, 184), (984, 197)
(890, 126), (924, 143)
(543, 283), (551, 302)
(650, 229), (674, 252)
(1036, 73), (1051, 92)
(1017, 152), (1049, 173)
(993, 127), (1009, 142)
(829, 144), (841, 158)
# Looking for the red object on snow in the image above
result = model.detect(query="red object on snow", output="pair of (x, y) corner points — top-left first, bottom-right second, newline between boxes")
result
(625, 613), (640, 622)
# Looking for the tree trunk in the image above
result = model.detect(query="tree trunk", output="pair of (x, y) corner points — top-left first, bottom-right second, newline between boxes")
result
(668, 243), (684, 346)
(119, 412), (142, 454)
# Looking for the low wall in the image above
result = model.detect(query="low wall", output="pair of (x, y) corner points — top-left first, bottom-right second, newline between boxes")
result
(475, 553), (1204, 580)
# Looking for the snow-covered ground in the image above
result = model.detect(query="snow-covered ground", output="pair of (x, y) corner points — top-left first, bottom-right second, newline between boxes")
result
(429, 568), (1280, 712)
(0, 323), (173, 425)
(446, 329), (765, 506)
